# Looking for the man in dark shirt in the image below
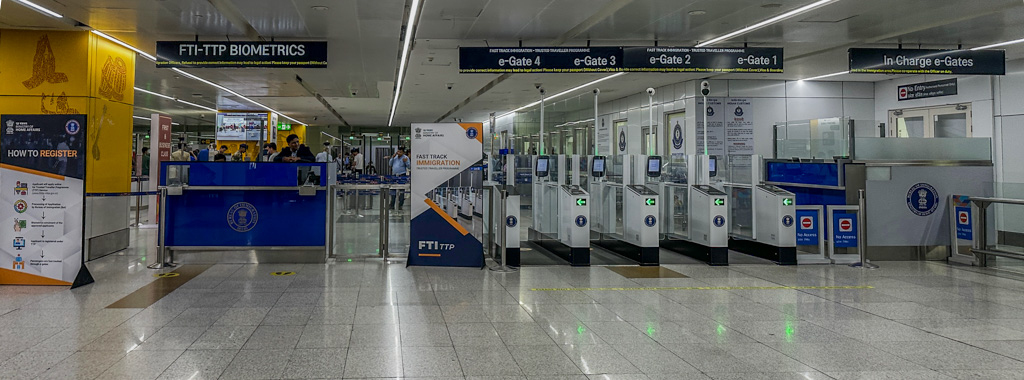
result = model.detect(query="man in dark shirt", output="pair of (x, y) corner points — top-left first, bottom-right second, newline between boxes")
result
(274, 134), (315, 163)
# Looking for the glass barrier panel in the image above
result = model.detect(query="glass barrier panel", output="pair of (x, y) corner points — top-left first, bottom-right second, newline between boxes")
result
(728, 186), (753, 239)
(663, 155), (688, 184)
(663, 185), (689, 239)
(853, 137), (992, 161)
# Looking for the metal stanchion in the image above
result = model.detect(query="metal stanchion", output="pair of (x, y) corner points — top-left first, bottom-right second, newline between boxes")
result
(850, 189), (878, 269)
(379, 184), (392, 263)
(490, 187), (518, 273)
(148, 188), (177, 269)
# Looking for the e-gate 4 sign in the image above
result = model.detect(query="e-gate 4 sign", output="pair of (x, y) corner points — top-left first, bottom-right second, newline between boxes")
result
(156, 41), (328, 68)
(621, 47), (783, 73)
(849, 48), (1005, 75)
(459, 47), (623, 73)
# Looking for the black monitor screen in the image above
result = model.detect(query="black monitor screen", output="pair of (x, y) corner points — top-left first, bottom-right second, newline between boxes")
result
(536, 157), (549, 176)
(592, 158), (605, 173)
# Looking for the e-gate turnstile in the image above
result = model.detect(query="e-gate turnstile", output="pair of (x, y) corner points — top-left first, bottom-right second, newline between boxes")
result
(527, 155), (592, 265)
(591, 155), (662, 266)
(728, 184), (797, 265)
(659, 155), (730, 265)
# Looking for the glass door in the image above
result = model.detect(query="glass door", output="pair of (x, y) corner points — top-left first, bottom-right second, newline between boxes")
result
(888, 104), (972, 138)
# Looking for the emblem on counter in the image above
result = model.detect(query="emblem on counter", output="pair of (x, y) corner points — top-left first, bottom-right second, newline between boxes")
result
(227, 202), (259, 232)
(906, 183), (938, 216)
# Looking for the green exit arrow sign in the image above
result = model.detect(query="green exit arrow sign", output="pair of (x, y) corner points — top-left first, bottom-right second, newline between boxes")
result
(714, 198), (725, 206)
(576, 198), (587, 206)
(782, 198), (794, 206)
(645, 198), (656, 206)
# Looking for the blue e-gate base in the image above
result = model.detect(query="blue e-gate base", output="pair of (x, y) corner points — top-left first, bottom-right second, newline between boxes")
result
(659, 238), (729, 266)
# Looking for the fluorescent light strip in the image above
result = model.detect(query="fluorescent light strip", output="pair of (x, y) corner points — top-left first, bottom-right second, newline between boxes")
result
(16, 0), (62, 18)
(170, 68), (304, 124)
(134, 87), (217, 112)
(695, 0), (837, 47)
(387, 0), (423, 127)
(800, 71), (848, 81)
(972, 38), (1024, 51)
(496, 73), (626, 119)
(133, 115), (179, 126)
(90, 30), (156, 61)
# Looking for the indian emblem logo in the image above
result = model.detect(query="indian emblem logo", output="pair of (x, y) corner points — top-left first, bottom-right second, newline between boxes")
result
(5, 120), (14, 135)
(644, 215), (657, 227)
(671, 122), (684, 150)
(466, 127), (478, 139)
(506, 215), (517, 228)
(706, 106), (715, 117)
(575, 215), (588, 227)
(618, 130), (626, 152)
(227, 202), (259, 232)
(906, 183), (938, 216)
(65, 119), (81, 135)
(734, 106), (744, 117)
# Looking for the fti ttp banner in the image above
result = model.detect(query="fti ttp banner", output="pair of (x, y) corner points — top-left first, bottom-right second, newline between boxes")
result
(409, 123), (484, 267)
(0, 114), (90, 286)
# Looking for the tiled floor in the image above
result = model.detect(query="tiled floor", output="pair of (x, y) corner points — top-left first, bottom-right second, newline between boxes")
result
(5, 236), (1024, 379)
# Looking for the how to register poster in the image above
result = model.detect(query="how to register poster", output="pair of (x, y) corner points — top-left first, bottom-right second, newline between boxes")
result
(409, 123), (485, 267)
(0, 114), (88, 286)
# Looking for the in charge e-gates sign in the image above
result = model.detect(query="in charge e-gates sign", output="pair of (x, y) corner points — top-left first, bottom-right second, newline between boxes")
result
(849, 48), (1005, 75)
(156, 41), (328, 68)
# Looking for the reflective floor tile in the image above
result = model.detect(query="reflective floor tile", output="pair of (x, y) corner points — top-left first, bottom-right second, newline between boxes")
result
(349, 323), (402, 347)
(35, 350), (124, 380)
(507, 344), (584, 375)
(353, 305), (400, 324)
(447, 322), (505, 346)
(296, 324), (352, 348)
(400, 323), (454, 346)
(155, 349), (237, 380)
(558, 344), (640, 374)
(97, 349), (185, 380)
(872, 340), (1024, 370)
(455, 344), (524, 376)
(281, 348), (347, 379)
(611, 342), (700, 374)
(214, 307), (272, 326)
(190, 325), (258, 350)
(402, 345), (464, 377)
(242, 325), (304, 350)
(343, 346), (403, 378)
(220, 349), (291, 380)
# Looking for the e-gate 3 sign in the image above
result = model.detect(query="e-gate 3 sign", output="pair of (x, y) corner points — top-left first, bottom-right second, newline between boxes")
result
(849, 48), (1005, 75)
(156, 41), (328, 68)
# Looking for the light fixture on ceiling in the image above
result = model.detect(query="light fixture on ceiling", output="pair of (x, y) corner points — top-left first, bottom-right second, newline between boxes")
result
(495, 73), (627, 119)
(91, 30), (156, 61)
(170, 68), (303, 124)
(15, 0), (62, 18)
(134, 87), (217, 112)
(311, 5), (329, 11)
(695, 0), (839, 47)
(761, 3), (783, 8)
(688, 10), (706, 16)
(799, 70), (848, 81)
(133, 115), (179, 126)
(387, 0), (424, 127)
(971, 37), (1024, 51)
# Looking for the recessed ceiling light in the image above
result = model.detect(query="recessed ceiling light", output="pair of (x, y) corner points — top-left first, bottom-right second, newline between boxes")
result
(688, 10), (707, 16)
(311, 5), (329, 11)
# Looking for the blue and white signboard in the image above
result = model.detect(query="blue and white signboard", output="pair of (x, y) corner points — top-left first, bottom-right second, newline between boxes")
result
(833, 213), (858, 248)
(955, 206), (972, 240)
(796, 210), (818, 246)
(409, 123), (485, 267)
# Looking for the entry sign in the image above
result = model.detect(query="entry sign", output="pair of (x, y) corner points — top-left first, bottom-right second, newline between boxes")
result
(796, 210), (818, 245)
(156, 41), (329, 68)
(956, 206), (973, 240)
(833, 213), (858, 248)
(898, 79), (957, 101)
(849, 48), (1005, 75)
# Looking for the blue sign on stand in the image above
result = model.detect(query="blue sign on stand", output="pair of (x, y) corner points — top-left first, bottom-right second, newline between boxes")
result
(833, 213), (858, 248)
(956, 206), (973, 240)
(796, 210), (818, 245)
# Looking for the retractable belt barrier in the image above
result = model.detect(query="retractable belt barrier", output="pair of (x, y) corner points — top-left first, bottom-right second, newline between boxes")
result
(86, 191), (161, 197)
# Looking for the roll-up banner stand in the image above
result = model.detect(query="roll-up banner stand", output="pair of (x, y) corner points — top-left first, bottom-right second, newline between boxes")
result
(409, 123), (485, 268)
(0, 114), (93, 287)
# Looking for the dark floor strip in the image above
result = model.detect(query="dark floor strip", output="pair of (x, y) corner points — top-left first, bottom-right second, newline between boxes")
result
(106, 265), (212, 308)
(606, 266), (689, 278)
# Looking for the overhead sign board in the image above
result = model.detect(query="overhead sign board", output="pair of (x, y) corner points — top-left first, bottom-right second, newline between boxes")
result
(459, 47), (623, 73)
(459, 46), (785, 73)
(849, 48), (1005, 75)
(621, 47), (783, 73)
(156, 41), (328, 68)
(898, 78), (957, 101)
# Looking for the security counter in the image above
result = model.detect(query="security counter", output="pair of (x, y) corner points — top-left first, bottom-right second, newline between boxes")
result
(157, 162), (331, 264)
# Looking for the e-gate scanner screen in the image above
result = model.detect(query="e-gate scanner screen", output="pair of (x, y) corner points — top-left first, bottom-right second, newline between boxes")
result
(592, 156), (606, 177)
(647, 156), (661, 177)
(536, 156), (550, 177)
(708, 155), (718, 177)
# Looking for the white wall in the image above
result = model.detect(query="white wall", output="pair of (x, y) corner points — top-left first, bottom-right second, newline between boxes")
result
(596, 79), (875, 157)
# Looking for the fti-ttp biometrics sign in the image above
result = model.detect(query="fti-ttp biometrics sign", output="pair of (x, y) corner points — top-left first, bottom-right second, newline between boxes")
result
(409, 123), (484, 267)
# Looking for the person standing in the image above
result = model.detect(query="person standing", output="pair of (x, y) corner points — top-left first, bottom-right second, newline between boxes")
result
(274, 134), (315, 163)
(170, 143), (191, 161)
(316, 142), (332, 162)
(264, 143), (279, 162)
(352, 148), (364, 175)
(388, 147), (410, 210)
(141, 147), (151, 177)
(231, 144), (249, 162)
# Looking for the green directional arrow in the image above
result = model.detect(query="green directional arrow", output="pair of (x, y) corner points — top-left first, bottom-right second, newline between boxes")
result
(645, 198), (656, 206)
(576, 198), (587, 206)
(782, 198), (794, 206)
(714, 198), (725, 206)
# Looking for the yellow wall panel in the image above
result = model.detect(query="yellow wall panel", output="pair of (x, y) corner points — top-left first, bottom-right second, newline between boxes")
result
(86, 99), (132, 193)
(89, 34), (135, 105)
(0, 30), (89, 97)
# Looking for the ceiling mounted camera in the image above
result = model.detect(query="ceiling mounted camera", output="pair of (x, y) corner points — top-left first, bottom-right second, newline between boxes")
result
(446, 83), (453, 90)
(700, 81), (711, 96)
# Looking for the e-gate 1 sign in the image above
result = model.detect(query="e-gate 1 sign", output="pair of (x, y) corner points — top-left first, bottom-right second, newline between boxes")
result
(849, 48), (1005, 75)
(460, 46), (785, 73)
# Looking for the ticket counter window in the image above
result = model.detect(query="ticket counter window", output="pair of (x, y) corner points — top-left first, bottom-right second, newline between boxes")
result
(889, 104), (971, 138)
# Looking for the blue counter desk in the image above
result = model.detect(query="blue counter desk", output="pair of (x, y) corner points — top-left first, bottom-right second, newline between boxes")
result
(158, 162), (331, 263)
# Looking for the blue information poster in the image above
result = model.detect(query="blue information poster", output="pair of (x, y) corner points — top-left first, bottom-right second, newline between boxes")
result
(955, 206), (972, 240)
(833, 212), (858, 248)
(796, 210), (818, 246)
